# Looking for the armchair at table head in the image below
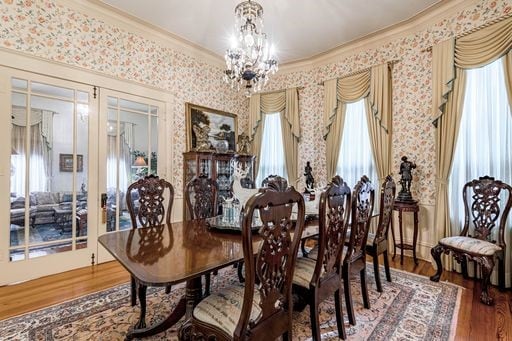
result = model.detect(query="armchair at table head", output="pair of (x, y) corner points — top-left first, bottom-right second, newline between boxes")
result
(126, 174), (174, 228)
(430, 176), (512, 305)
(189, 180), (305, 340)
(366, 175), (396, 293)
(185, 175), (218, 220)
(292, 175), (351, 340)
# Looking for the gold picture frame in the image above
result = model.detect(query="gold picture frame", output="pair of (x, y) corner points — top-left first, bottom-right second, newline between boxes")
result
(185, 103), (238, 152)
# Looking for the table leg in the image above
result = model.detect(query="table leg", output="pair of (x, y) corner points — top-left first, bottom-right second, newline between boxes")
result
(126, 288), (187, 340)
(398, 211), (404, 265)
(178, 277), (204, 341)
(135, 284), (147, 329)
(413, 211), (419, 265)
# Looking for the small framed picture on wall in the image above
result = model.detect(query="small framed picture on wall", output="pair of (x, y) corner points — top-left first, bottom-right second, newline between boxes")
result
(59, 154), (83, 172)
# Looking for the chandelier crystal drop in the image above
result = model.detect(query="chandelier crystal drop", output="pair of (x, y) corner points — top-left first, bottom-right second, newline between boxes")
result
(224, 0), (278, 97)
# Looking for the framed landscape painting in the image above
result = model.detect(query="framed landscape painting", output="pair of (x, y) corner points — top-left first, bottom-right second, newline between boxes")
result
(59, 154), (83, 172)
(185, 103), (237, 152)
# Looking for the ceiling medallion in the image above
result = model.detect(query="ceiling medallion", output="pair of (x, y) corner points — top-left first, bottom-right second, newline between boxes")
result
(224, 0), (278, 97)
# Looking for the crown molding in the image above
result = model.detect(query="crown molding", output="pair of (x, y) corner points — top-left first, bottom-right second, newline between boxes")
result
(62, 0), (225, 69)
(280, 0), (480, 72)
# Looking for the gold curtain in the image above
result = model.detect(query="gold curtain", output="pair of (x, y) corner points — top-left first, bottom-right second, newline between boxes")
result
(432, 38), (455, 125)
(281, 88), (300, 185)
(503, 51), (512, 116)
(249, 94), (262, 177)
(249, 89), (299, 181)
(455, 17), (512, 69)
(324, 70), (370, 179)
(366, 64), (392, 183)
(431, 18), (512, 263)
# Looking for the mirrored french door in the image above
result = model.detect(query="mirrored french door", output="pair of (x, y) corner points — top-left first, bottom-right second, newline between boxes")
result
(0, 68), (99, 285)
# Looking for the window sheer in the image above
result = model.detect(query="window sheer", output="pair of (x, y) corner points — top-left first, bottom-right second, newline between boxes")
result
(256, 112), (288, 186)
(336, 99), (378, 189)
(449, 57), (512, 286)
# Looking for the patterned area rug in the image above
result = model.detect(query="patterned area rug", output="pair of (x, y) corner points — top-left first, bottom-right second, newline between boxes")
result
(0, 267), (461, 340)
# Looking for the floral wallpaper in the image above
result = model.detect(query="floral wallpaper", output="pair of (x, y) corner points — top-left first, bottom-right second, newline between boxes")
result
(0, 0), (247, 195)
(0, 0), (510, 204)
(262, 0), (511, 205)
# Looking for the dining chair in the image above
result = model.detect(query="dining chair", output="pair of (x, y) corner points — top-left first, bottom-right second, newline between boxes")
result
(189, 178), (306, 340)
(126, 174), (174, 307)
(185, 174), (218, 297)
(261, 174), (288, 188)
(430, 176), (512, 305)
(343, 175), (375, 325)
(366, 175), (396, 292)
(292, 176), (351, 340)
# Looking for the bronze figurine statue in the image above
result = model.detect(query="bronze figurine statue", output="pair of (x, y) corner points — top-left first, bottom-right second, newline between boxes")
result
(397, 156), (416, 202)
(304, 161), (315, 191)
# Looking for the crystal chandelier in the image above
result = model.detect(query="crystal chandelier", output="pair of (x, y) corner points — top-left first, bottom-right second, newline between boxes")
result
(224, 0), (278, 96)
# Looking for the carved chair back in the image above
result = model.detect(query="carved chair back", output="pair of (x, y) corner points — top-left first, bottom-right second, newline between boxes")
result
(461, 176), (512, 249)
(313, 176), (351, 283)
(345, 175), (375, 262)
(185, 175), (218, 220)
(261, 174), (288, 188)
(373, 175), (396, 245)
(235, 179), (305, 339)
(126, 174), (174, 228)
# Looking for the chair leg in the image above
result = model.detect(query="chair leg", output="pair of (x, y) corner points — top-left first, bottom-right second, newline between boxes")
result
(360, 268), (370, 309)
(282, 331), (291, 341)
(204, 274), (211, 297)
(309, 296), (321, 341)
(343, 265), (356, 326)
(165, 284), (172, 294)
(334, 288), (347, 340)
(130, 276), (137, 306)
(461, 256), (469, 279)
(372, 252), (383, 293)
(237, 261), (245, 283)
(498, 257), (506, 292)
(430, 244), (444, 282)
(479, 258), (495, 305)
(383, 250), (392, 282)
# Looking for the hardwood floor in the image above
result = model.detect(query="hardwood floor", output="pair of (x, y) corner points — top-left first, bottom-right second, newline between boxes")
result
(0, 256), (510, 340)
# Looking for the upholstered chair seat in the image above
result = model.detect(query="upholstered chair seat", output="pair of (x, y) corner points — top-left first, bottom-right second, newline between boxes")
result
(293, 257), (323, 288)
(439, 236), (501, 255)
(305, 245), (347, 264)
(193, 285), (261, 336)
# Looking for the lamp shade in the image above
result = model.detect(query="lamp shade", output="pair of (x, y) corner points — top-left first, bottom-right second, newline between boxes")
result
(133, 156), (147, 167)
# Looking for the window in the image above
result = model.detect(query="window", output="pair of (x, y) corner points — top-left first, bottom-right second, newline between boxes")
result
(336, 99), (378, 189)
(256, 112), (288, 186)
(449, 58), (512, 229)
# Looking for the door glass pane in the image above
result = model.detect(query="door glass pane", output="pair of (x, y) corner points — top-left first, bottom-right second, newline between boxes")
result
(9, 80), (90, 260)
(105, 96), (157, 231)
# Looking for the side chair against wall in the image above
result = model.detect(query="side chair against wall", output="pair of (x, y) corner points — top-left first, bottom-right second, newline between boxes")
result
(366, 175), (396, 292)
(343, 175), (375, 325)
(185, 175), (218, 297)
(292, 176), (351, 340)
(189, 179), (306, 340)
(430, 176), (512, 305)
(125, 174), (174, 308)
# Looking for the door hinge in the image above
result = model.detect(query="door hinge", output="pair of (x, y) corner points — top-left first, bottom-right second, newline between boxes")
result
(93, 86), (97, 99)
(91, 252), (95, 266)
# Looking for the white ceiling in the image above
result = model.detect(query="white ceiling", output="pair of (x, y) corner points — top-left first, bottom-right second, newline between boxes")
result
(100, 0), (441, 64)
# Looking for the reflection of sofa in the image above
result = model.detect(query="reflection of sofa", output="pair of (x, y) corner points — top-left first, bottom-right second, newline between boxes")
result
(10, 191), (87, 227)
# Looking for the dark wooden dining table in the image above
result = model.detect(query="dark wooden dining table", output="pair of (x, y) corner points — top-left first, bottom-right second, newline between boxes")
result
(98, 218), (319, 340)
